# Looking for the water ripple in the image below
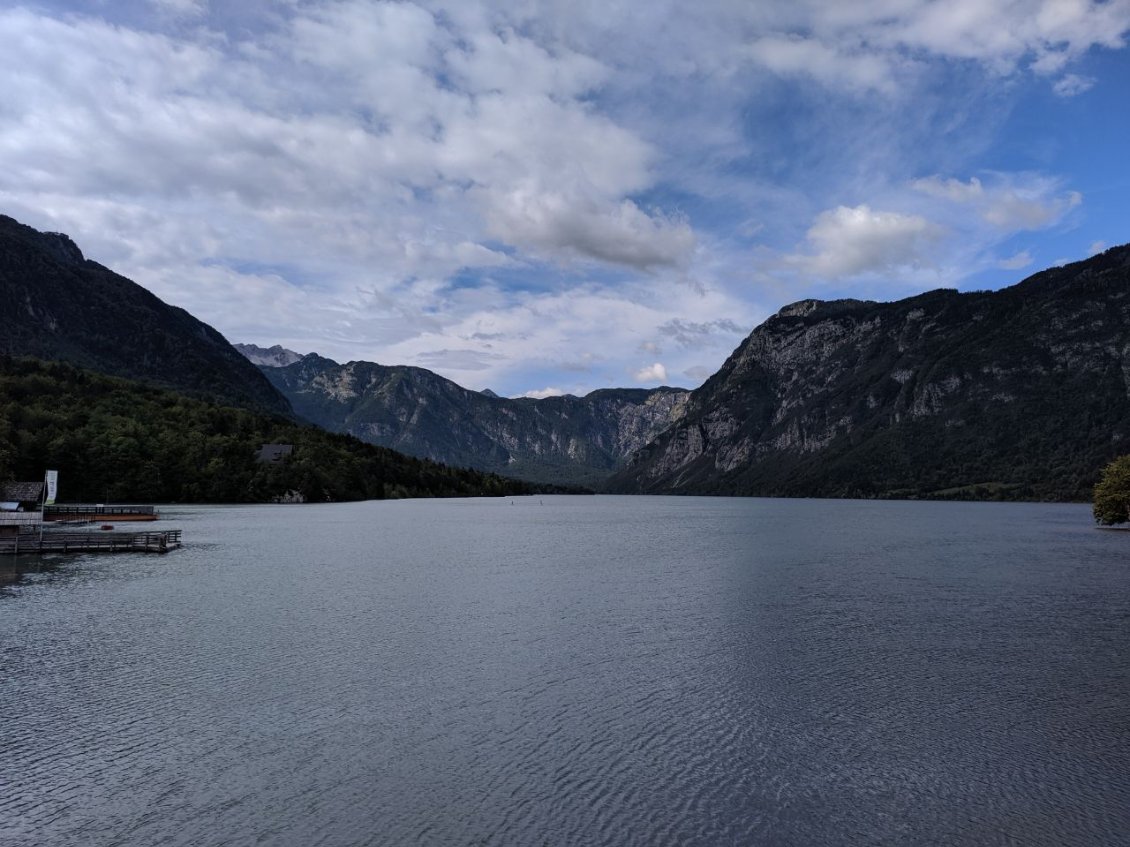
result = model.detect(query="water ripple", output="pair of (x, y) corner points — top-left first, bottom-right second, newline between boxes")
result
(2, 498), (1129, 846)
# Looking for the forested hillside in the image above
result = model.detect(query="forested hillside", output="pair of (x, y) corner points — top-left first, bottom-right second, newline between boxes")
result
(0, 215), (292, 416)
(0, 357), (541, 503)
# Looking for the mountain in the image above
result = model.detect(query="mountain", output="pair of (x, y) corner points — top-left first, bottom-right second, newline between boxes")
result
(609, 246), (1130, 501)
(246, 352), (689, 486)
(0, 357), (542, 503)
(0, 215), (292, 416)
(234, 343), (305, 368)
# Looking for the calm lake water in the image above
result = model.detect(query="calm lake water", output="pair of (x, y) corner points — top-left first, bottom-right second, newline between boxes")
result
(1, 496), (1128, 846)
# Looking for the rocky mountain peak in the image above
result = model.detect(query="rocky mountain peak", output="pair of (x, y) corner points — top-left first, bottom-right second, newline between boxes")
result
(234, 343), (305, 368)
(257, 353), (691, 487)
(774, 299), (822, 318)
(610, 245), (1130, 500)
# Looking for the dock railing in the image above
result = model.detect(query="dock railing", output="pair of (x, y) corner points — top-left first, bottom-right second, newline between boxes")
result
(43, 504), (158, 521)
(0, 529), (182, 556)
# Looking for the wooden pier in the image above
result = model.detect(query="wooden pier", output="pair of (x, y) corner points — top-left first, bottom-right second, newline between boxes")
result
(0, 529), (182, 556)
(44, 504), (159, 522)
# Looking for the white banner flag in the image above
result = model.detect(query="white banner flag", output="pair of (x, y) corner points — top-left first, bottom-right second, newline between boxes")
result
(44, 470), (58, 506)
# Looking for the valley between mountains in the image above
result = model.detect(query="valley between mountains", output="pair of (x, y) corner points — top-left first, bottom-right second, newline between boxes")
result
(240, 244), (1130, 500)
(3, 213), (1128, 501)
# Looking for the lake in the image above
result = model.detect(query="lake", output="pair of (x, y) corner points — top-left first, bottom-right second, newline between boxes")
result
(1, 496), (1128, 845)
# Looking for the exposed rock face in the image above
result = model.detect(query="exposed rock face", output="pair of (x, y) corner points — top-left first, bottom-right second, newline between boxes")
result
(252, 353), (689, 487)
(0, 215), (293, 417)
(234, 343), (304, 368)
(609, 246), (1130, 500)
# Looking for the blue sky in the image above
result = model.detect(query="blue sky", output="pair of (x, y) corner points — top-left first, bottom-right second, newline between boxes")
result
(2, 1), (1128, 397)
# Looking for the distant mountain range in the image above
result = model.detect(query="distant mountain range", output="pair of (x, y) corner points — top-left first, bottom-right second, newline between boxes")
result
(243, 351), (688, 487)
(608, 247), (1130, 500)
(0, 215), (291, 416)
(5, 212), (1126, 500)
(239, 249), (1130, 499)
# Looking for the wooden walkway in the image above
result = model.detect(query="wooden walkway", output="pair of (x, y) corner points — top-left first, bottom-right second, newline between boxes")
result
(0, 529), (182, 556)
(44, 504), (159, 522)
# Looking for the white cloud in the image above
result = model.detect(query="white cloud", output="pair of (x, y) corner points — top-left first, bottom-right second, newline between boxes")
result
(445, 22), (608, 98)
(0, 1), (1126, 397)
(746, 35), (899, 94)
(787, 205), (947, 279)
(0, 4), (687, 278)
(150, 0), (208, 18)
(482, 190), (696, 270)
(521, 387), (566, 399)
(1089, 240), (1108, 255)
(982, 190), (1082, 230)
(339, 273), (756, 396)
(911, 176), (987, 204)
(866, 0), (1130, 78)
(998, 250), (1033, 270)
(659, 318), (746, 348)
(684, 365), (716, 382)
(507, 0), (1130, 96)
(634, 362), (669, 383)
(913, 174), (1082, 231)
(415, 349), (507, 371)
(1053, 73), (1096, 96)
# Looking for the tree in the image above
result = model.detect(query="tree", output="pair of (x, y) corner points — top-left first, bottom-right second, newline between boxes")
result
(1093, 455), (1130, 525)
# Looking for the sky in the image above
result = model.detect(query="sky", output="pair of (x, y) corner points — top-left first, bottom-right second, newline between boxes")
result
(2, 1), (1129, 397)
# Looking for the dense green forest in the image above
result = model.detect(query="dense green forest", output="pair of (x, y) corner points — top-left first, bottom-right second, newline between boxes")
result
(0, 357), (545, 503)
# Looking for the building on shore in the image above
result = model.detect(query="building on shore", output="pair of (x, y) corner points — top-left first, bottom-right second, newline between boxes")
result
(0, 482), (45, 537)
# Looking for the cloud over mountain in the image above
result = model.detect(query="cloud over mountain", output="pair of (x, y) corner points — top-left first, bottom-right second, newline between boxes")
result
(2, 0), (1127, 395)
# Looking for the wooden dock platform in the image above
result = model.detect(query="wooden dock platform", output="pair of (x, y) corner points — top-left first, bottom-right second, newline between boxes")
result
(0, 529), (182, 556)
(44, 504), (159, 522)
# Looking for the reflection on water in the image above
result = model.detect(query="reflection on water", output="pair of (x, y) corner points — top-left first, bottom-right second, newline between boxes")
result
(0, 550), (108, 593)
(0, 556), (54, 591)
(1, 497), (1128, 846)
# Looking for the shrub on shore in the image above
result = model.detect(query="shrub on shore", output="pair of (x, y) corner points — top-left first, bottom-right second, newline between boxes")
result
(1094, 454), (1130, 525)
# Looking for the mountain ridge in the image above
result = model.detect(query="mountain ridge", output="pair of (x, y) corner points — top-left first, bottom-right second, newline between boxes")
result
(0, 215), (293, 416)
(608, 245), (1130, 500)
(8, 211), (1125, 500)
(234, 343), (305, 368)
(245, 351), (690, 486)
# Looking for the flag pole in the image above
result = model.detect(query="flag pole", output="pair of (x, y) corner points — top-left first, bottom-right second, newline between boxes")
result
(39, 470), (46, 549)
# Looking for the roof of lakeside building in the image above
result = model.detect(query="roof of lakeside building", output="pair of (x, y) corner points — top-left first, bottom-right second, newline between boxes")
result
(1, 481), (44, 503)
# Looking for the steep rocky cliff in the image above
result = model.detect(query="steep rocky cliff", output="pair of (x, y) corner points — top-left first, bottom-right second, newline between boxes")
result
(253, 354), (689, 486)
(233, 343), (304, 368)
(609, 246), (1130, 500)
(0, 215), (292, 416)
